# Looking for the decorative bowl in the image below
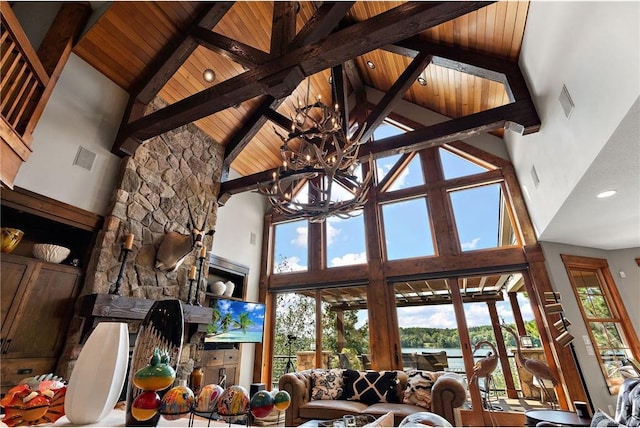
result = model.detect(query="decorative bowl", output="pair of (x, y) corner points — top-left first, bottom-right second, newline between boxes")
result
(1, 228), (24, 253)
(32, 244), (70, 264)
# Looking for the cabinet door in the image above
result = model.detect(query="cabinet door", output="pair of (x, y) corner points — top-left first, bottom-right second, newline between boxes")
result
(2, 262), (81, 358)
(0, 256), (35, 335)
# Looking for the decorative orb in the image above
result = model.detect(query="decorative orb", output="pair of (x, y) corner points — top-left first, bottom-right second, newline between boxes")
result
(217, 385), (249, 416)
(133, 349), (176, 391)
(398, 412), (452, 427)
(196, 384), (224, 412)
(250, 391), (274, 419)
(159, 386), (195, 420)
(272, 390), (291, 411)
(131, 391), (160, 421)
(21, 395), (50, 422)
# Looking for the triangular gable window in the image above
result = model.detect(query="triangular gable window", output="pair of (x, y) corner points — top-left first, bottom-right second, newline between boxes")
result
(439, 147), (489, 179)
(386, 154), (424, 191)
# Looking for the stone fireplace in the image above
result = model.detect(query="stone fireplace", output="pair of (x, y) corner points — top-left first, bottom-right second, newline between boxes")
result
(57, 97), (225, 382)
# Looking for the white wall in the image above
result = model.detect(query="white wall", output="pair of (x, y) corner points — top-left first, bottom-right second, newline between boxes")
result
(211, 168), (267, 389)
(505, 1), (640, 237)
(14, 54), (127, 215)
(541, 241), (640, 412)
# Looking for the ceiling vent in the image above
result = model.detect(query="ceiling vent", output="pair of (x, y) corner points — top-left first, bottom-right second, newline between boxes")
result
(559, 84), (575, 118)
(73, 146), (96, 171)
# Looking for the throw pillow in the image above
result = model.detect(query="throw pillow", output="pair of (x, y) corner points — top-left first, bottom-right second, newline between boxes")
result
(343, 370), (399, 405)
(403, 370), (444, 409)
(591, 410), (624, 427)
(363, 411), (395, 427)
(311, 369), (344, 400)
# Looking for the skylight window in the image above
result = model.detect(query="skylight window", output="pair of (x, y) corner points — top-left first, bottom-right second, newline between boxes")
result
(439, 148), (488, 179)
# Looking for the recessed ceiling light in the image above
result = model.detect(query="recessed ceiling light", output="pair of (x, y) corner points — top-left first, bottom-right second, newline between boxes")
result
(417, 76), (427, 86)
(203, 69), (216, 83)
(596, 190), (617, 199)
(366, 60), (376, 69)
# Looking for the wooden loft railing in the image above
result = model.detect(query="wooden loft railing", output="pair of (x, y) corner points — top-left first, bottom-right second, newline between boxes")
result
(0, 2), (90, 189)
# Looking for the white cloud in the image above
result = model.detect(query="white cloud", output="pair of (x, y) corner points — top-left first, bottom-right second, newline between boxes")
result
(291, 226), (308, 247)
(397, 306), (458, 329)
(461, 237), (481, 250)
(273, 256), (307, 273)
(329, 252), (367, 267)
(326, 220), (341, 246)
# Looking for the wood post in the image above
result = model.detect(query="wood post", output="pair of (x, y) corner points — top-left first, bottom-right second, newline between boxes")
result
(509, 291), (527, 336)
(487, 300), (518, 399)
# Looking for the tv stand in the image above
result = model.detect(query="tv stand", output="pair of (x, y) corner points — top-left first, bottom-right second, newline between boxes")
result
(201, 348), (240, 387)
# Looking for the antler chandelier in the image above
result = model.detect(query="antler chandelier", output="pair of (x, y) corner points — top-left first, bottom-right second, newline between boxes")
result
(258, 81), (371, 223)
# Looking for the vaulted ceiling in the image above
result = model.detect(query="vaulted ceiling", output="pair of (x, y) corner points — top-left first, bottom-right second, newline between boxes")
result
(73, 1), (538, 196)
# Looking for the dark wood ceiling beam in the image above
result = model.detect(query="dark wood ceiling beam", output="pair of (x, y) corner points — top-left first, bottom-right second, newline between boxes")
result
(264, 108), (293, 131)
(135, 2), (234, 104)
(123, 1), (494, 142)
(113, 2), (234, 155)
(270, 2), (297, 57)
(331, 64), (348, 135)
(344, 58), (367, 133)
(385, 38), (531, 102)
(289, 2), (355, 49)
(361, 99), (540, 159)
(359, 50), (433, 143)
(224, 95), (281, 164)
(219, 98), (538, 198)
(191, 28), (270, 69)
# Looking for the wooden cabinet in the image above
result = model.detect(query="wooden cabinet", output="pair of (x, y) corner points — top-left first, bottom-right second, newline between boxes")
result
(201, 349), (240, 388)
(0, 254), (82, 392)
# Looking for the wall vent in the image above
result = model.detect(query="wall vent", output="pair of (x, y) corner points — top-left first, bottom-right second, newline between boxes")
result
(559, 84), (575, 118)
(73, 146), (96, 171)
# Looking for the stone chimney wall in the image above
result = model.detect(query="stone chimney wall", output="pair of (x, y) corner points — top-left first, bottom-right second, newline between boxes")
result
(57, 97), (224, 379)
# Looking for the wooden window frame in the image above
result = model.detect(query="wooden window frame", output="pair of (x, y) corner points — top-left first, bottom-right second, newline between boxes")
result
(561, 254), (640, 394)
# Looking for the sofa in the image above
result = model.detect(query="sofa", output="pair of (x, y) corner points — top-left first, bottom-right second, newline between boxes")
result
(278, 368), (467, 426)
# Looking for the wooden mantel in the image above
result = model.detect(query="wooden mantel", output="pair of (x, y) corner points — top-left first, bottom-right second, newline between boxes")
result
(77, 293), (212, 342)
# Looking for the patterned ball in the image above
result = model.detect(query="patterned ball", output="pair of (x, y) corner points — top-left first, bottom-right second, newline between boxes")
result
(217, 385), (250, 416)
(272, 390), (291, 411)
(398, 412), (452, 427)
(249, 391), (274, 419)
(159, 386), (195, 420)
(195, 384), (224, 413)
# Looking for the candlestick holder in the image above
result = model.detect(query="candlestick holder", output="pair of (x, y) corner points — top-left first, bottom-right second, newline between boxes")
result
(111, 247), (132, 295)
(195, 251), (207, 306)
(187, 278), (196, 305)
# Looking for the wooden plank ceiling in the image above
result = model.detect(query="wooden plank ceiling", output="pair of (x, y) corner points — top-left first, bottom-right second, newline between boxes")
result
(73, 1), (532, 180)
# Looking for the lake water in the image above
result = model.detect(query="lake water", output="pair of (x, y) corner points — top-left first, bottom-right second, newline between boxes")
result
(403, 347), (514, 371)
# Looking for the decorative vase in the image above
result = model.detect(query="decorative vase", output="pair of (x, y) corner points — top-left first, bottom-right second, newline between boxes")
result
(1, 228), (24, 253)
(65, 322), (129, 425)
(211, 281), (226, 296)
(223, 281), (235, 297)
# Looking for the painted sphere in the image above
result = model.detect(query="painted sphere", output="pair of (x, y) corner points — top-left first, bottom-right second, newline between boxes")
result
(131, 391), (161, 421)
(195, 384), (224, 413)
(398, 412), (452, 427)
(249, 391), (274, 419)
(272, 390), (291, 411)
(133, 350), (176, 391)
(217, 385), (249, 416)
(159, 386), (195, 420)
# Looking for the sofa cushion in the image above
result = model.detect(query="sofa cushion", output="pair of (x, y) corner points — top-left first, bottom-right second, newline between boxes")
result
(343, 370), (400, 405)
(311, 369), (344, 400)
(403, 370), (443, 409)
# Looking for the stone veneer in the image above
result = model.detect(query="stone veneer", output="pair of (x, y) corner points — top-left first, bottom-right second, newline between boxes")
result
(57, 97), (224, 381)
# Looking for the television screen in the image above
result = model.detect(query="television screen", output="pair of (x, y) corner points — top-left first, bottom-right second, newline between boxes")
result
(204, 298), (265, 343)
